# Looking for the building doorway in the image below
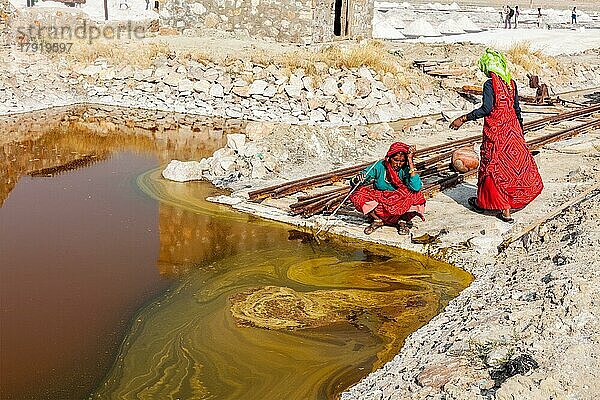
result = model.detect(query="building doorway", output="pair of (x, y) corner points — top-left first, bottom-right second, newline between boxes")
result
(334, 0), (349, 36)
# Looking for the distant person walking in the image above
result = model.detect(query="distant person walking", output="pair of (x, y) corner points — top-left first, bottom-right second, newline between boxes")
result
(571, 7), (577, 24)
(514, 5), (520, 28)
(505, 6), (514, 29)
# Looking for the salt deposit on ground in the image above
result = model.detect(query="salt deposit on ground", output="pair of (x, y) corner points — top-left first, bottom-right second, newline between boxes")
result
(413, 28), (600, 56)
(382, 9), (407, 29)
(422, 2), (459, 11)
(372, 11), (386, 26)
(545, 8), (593, 24)
(438, 18), (466, 34)
(10, 0), (157, 21)
(403, 17), (441, 37)
(456, 15), (481, 32)
(373, 20), (406, 40)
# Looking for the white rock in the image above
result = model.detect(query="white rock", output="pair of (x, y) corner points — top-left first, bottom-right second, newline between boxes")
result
(190, 2), (206, 14)
(79, 65), (102, 76)
(220, 156), (237, 171)
(178, 79), (194, 92)
(249, 79), (268, 95)
(163, 72), (183, 86)
(302, 76), (314, 92)
(227, 134), (247, 152)
(309, 108), (326, 122)
(285, 75), (303, 97)
(193, 79), (211, 93)
(341, 78), (357, 97)
(245, 121), (275, 141)
(251, 159), (268, 179)
(209, 83), (225, 97)
(321, 77), (339, 96)
(263, 85), (277, 97)
(162, 160), (205, 182)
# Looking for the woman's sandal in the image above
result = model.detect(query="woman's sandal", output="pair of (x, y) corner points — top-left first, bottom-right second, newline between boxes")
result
(397, 222), (410, 235)
(497, 213), (515, 224)
(364, 220), (384, 235)
(468, 197), (486, 214)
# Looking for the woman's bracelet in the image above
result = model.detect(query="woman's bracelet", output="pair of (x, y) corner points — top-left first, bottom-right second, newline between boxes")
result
(409, 168), (417, 174)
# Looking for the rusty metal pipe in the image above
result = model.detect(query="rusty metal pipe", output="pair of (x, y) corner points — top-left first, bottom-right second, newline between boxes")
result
(249, 105), (599, 203)
(528, 118), (600, 149)
(294, 186), (349, 204)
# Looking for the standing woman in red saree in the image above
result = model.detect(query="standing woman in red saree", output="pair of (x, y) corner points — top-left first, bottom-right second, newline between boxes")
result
(350, 142), (426, 235)
(450, 48), (543, 223)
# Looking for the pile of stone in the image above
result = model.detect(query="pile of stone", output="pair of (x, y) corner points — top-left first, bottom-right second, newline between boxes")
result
(73, 55), (462, 125)
(0, 47), (473, 124)
(2, 45), (600, 126)
(162, 120), (397, 187)
(162, 132), (279, 186)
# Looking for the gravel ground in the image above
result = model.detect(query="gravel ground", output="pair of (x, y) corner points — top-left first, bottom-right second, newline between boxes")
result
(340, 190), (600, 399)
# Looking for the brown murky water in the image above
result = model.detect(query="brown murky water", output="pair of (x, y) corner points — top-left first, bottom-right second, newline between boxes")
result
(0, 124), (472, 400)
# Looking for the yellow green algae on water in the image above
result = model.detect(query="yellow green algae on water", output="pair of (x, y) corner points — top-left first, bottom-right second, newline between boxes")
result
(90, 168), (472, 400)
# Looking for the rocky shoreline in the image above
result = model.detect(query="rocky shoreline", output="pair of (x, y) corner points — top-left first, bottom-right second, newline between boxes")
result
(341, 191), (600, 400)
(195, 124), (599, 399)
(2, 42), (599, 125)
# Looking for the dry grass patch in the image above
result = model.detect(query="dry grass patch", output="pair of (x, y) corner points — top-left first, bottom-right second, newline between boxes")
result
(264, 40), (413, 87)
(180, 49), (214, 65)
(506, 41), (560, 74)
(277, 40), (400, 75)
(61, 40), (173, 67)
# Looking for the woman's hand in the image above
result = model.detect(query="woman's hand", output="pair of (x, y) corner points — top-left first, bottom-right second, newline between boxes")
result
(450, 115), (467, 130)
(350, 173), (364, 187)
(407, 146), (417, 175)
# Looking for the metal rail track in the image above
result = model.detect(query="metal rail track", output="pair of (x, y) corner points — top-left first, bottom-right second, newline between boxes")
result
(248, 103), (600, 205)
(290, 117), (600, 217)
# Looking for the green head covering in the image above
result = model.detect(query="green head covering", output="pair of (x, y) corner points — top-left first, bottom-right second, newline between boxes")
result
(478, 48), (512, 85)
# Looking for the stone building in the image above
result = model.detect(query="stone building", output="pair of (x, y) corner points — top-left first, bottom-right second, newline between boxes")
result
(158, 0), (373, 44)
(0, 0), (12, 46)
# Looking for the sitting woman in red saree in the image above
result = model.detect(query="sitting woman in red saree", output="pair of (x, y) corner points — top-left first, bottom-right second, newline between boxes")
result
(350, 142), (426, 235)
(451, 48), (543, 223)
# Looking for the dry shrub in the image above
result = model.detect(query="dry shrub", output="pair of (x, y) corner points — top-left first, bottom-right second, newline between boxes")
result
(64, 40), (172, 67)
(270, 40), (410, 86)
(506, 41), (560, 74)
(249, 48), (272, 66)
(277, 40), (399, 74)
(180, 49), (213, 65)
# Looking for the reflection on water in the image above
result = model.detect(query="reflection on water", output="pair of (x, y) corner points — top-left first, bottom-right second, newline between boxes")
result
(89, 169), (472, 400)
(0, 124), (228, 400)
(1, 122), (472, 400)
